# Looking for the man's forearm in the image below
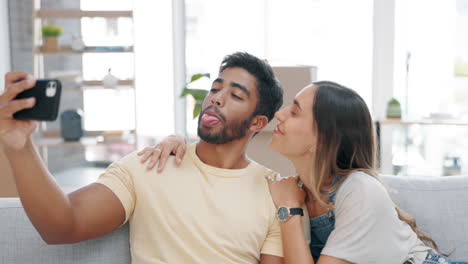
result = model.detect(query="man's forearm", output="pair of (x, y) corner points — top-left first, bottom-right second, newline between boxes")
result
(4, 139), (75, 243)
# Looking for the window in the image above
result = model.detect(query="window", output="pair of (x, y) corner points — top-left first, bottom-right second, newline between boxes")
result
(266, 0), (373, 104)
(394, 0), (459, 119)
(83, 89), (135, 131)
(184, 0), (267, 137)
(184, 0), (373, 136)
(82, 53), (133, 81)
(80, 0), (134, 131)
(389, 0), (468, 176)
(81, 17), (133, 47)
(80, 0), (132, 11)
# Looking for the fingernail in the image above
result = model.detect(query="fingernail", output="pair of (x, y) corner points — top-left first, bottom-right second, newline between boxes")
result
(177, 158), (182, 163)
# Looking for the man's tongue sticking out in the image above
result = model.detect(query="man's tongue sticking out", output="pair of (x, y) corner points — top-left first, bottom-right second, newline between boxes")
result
(201, 113), (220, 126)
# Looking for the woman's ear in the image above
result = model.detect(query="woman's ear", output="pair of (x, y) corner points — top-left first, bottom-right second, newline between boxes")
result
(249, 115), (269, 133)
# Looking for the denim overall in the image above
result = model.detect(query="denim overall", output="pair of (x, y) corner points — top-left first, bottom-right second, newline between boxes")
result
(308, 188), (337, 262)
(307, 178), (467, 264)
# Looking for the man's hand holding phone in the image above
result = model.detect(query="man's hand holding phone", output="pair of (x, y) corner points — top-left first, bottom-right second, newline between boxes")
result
(0, 72), (38, 151)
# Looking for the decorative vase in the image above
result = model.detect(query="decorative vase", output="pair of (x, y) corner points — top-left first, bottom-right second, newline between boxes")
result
(71, 35), (85, 52)
(60, 110), (83, 142)
(103, 68), (119, 88)
(43, 37), (59, 52)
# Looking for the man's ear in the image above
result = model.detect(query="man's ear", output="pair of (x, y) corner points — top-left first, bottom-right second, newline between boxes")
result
(249, 115), (269, 133)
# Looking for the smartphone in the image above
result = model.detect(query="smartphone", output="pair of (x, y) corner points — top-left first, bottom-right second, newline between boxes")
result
(13, 79), (62, 121)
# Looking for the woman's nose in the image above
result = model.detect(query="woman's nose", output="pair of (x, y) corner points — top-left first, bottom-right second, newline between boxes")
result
(274, 109), (284, 122)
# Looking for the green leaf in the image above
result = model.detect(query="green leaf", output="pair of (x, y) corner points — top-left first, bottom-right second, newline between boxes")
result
(193, 103), (202, 119)
(180, 73), (211, 118)
(180, 88), (208, 101)
(190, 73), (210, 83)
(180, 88), (190, 97)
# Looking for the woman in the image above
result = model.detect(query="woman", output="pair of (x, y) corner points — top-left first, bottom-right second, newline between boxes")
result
(138, 81), (466, 264)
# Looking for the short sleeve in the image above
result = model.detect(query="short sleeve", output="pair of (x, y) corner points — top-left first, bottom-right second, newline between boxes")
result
(260, 214), (284, 257)
(321, 173), (402, 263)
(96, 158), (136, 223)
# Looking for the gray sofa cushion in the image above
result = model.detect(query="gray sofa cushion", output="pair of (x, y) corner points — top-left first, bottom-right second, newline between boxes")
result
(381, 174), (468, 261)
(0, 198), (131, 264)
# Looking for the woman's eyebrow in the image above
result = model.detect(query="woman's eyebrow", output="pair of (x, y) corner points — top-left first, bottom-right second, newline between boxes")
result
(293, 99), (302, 111)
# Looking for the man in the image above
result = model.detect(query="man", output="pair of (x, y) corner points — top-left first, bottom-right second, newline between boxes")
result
(0, 52), (284, 263)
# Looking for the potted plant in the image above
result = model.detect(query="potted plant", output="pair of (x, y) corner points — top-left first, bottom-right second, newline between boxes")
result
(386, 98), (402, 119)
(180, 73), (210, 118)
(41, 24), (63, 52)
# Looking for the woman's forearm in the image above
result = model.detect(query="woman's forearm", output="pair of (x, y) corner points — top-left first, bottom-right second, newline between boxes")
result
(280, 216), (314, 264)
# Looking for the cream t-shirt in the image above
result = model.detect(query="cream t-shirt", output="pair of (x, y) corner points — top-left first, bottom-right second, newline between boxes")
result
(321, 172), (431, 264)
(97, 142), (283, 264)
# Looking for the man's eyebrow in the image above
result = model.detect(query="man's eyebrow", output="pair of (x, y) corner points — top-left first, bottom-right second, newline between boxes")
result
(293, 99), (302, 110)
(213, 78), (223, 85)
(230, 82), (250, 97)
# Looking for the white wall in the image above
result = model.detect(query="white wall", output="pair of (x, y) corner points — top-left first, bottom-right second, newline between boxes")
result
(0, 0), (11, 90)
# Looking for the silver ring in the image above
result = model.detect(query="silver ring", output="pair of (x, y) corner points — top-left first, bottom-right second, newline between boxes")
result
(297, 180), (304, 188)
(154, 148), (162, 152)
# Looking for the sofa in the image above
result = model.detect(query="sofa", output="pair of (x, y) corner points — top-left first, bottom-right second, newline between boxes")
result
(1, 175), (467, 263)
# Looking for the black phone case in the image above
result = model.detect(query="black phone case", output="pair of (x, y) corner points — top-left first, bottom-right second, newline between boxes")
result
(13, 79), (62, 121)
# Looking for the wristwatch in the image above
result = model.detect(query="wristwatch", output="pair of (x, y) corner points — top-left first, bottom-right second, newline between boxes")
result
(277, 206), (304, 222)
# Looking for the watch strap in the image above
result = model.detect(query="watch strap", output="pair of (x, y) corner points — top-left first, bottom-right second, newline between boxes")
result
(289, 208), (304, 216)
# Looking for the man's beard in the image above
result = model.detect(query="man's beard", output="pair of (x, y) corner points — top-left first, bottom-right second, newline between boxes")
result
(197, 106), (255, 144)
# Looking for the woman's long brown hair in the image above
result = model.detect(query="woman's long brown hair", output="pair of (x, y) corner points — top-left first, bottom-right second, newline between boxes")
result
(307, 81), (438, 250)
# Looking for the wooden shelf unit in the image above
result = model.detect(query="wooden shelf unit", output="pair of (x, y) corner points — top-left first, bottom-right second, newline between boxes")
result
(378, 119), (468, 126)
(32, 3), (137, 166)
(35, 9), (133, 19)
(82, 80), (134, 86)
(34, 45), (134, 55)
(35, 137), (99, 147)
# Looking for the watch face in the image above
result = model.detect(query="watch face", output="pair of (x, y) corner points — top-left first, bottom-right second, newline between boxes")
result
(277, 207), (289, 221)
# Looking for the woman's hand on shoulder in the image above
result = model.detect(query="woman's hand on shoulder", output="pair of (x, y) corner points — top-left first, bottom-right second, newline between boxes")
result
(137, 134), (187, 172)
(265, 174), (306, 208)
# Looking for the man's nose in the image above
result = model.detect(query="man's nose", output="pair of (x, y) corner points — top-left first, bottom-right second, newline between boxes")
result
(210, 91), (225, 107)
